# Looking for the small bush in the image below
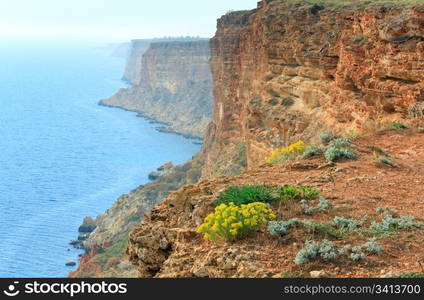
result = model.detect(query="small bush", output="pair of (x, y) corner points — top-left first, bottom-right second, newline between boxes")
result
(266, 141), (307, 163)
(268, 218), (340, 238)
(363, 238), (383, 255)
(332, 216), (367, 231)
(324, 147), (357, 162)
(268, 219), (301, 236)
(418, 127), (424, 133)
(280, 185), (320, 201)
(391, 122), (408, 130)
(320, 132), (335, 144)
(300, 197), (330, 215)
(295, 241), (321, 265)
(370, 210), (422, 233)
(302, 146), (324, 159)
(215, 185), (279, 206)
(280, 185), (302, 201)
(300, 186), (320, 199)
(197, 202), (276, 242)
(329, 138), (352, 148)
(295, 238), (382, 265)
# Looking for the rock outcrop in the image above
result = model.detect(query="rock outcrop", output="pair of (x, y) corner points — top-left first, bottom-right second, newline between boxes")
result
(101, 40), (213, 138)
(202, 0), (424, 177)
(148, 162), (174, 181)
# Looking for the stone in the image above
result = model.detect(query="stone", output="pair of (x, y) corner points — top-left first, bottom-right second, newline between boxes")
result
(78, 216), (96, 233)
(310, 270), (330, 278)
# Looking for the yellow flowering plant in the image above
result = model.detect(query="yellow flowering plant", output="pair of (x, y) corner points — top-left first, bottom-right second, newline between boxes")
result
(265, 141), (307, 163)
(196, 202), (276, 242)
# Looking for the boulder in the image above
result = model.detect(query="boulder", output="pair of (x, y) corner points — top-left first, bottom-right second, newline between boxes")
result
(78, 216), (96, 233)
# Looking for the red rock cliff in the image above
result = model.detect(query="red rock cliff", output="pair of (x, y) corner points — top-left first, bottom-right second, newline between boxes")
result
(202, 0), (424, 177)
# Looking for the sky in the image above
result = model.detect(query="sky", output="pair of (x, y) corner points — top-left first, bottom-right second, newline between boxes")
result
(0, 0), (259, 42)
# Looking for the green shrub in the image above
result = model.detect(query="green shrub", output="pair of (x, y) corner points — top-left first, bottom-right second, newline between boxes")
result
(215, 185), (279, 206)
(324, 147), (357, 162)
(418, 127), (424, 133)
(391, 122), (408, 130)
(268, 218), (341, 238)
(196, 202), (276, 242)
(295, 238), (382, 265)
(302, 146), (324, 159)
(295, 241), (321, 265)
(332, 216), (367, 231)
(280, 185), (301, 201)
(280, 185), (320, 201)
(300, 197), (330, 215)
(301, 186), (320, 199)
(268, 219), (301, 236)
(329, 138), (353, 148)
(320, 132), (335, 144)
(370, 209), (422, 233)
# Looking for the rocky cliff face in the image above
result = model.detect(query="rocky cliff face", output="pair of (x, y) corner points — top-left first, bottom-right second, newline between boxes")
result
(127, 0), (424, 278)
(102, 40), (213, 138)
(122, 39), (153, 84)
(202, 0), (424, 177)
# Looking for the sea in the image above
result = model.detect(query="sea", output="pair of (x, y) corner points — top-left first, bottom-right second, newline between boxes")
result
(0, 38), (200, 278)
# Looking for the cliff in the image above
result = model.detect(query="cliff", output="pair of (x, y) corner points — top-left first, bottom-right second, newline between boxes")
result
(122, 39), (153, 84)
(127, 0), (424, 278)
(202, 0), (424, 177)
(101, 40), (213, 138)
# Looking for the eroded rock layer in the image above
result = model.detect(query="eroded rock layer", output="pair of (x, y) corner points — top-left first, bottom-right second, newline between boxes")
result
(202, 0), (424, 177)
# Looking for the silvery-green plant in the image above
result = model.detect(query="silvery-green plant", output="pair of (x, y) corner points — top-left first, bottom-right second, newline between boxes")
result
(301, 197), (330, 215)
(268, 219), (300, 236)
(332, 216), (367, 231)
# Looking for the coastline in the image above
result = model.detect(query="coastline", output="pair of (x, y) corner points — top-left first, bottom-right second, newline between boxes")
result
(69, 100), (204, 270)
(98, 99), (204, 142)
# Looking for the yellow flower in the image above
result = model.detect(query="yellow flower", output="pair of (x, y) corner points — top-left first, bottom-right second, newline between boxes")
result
(197, 201), (276, 242)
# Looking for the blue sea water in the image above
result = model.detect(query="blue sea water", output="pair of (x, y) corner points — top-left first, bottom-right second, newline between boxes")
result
(0, 39), (200, 278)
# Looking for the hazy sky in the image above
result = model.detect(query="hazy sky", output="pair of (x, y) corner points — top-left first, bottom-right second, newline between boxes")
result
(0, 0), (259, 41)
